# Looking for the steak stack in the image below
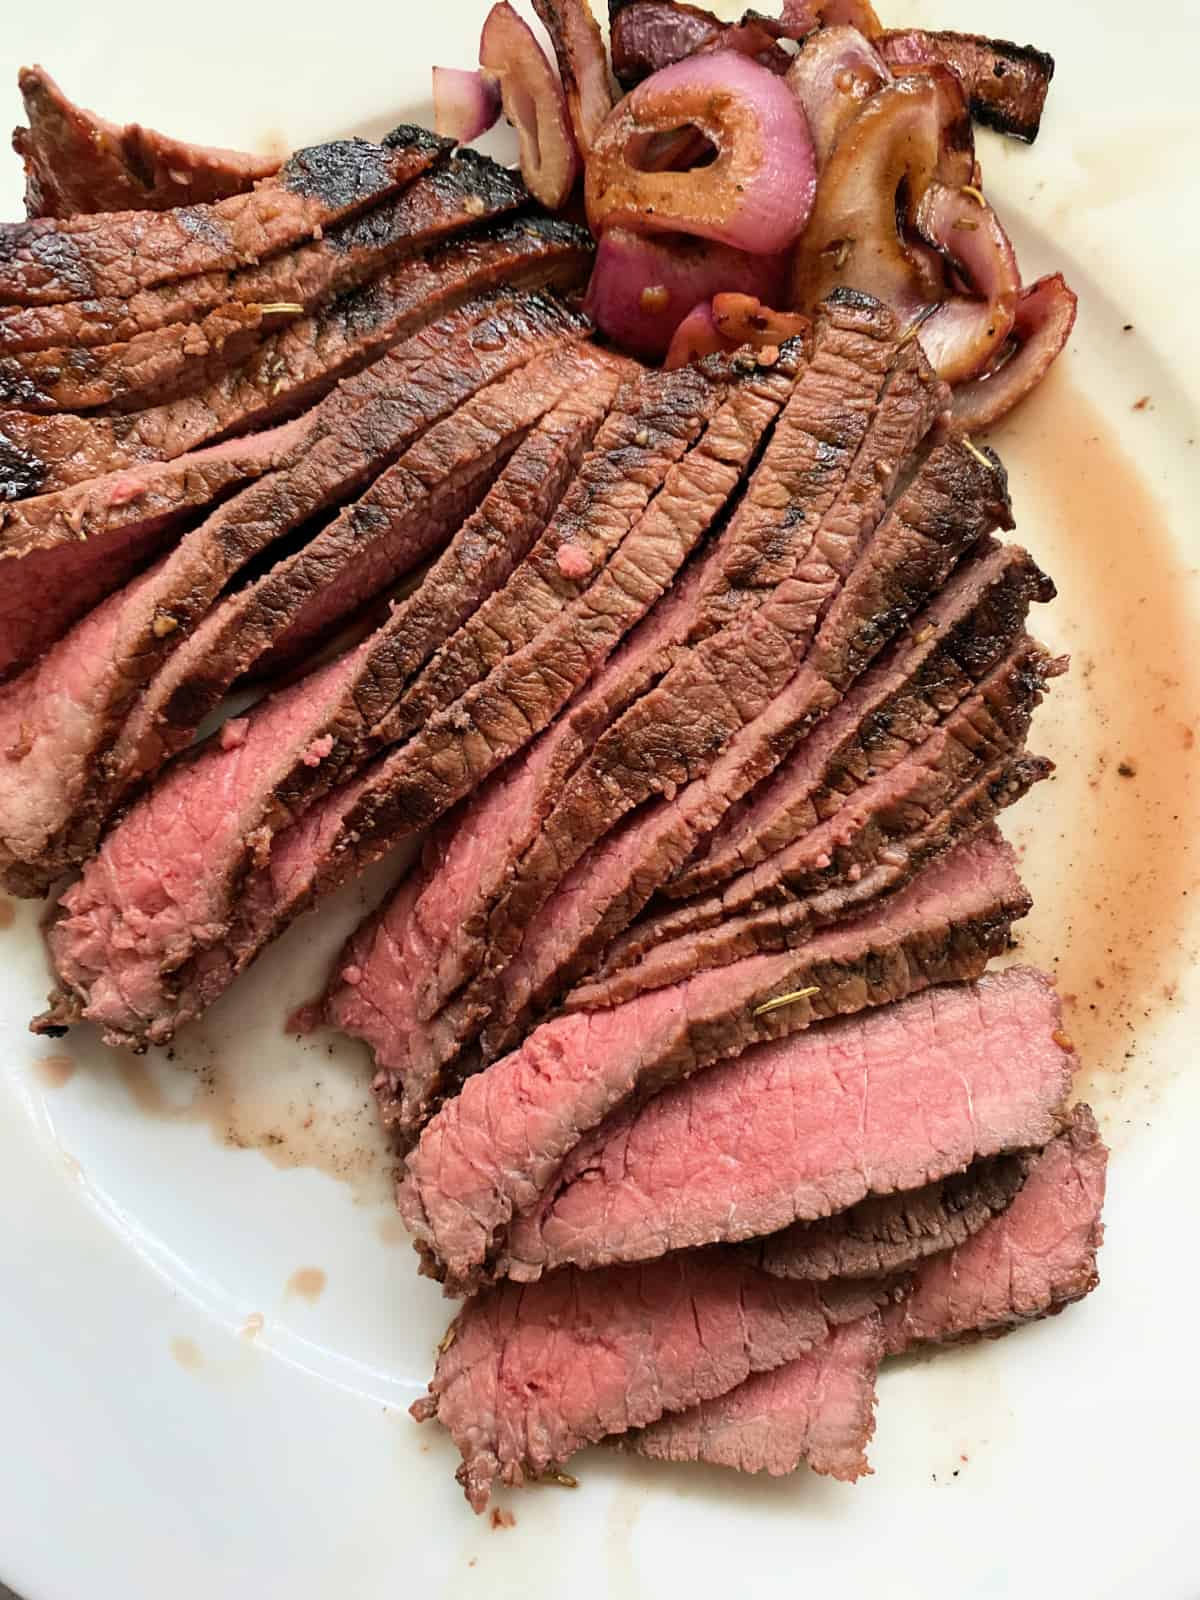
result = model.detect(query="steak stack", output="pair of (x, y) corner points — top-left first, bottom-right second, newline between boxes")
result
(1, 96), (1107, 1514)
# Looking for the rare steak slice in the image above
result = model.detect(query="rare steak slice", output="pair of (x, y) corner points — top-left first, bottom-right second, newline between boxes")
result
(0, 150), (527, 357)
(0, 153), (529, 410)
(500, 967), (1073, 1281)
(581, 753), (1051, 1008)
(628, 1314), (884, 1481)
(0, 125), (450, 305)
(878, 30), (1055, 143)
(396, 833), (1031, 1292)
(672, 540), (1054, 896)
(752, 1152), (1032, 1283)
(0, 216), (595, 498)
(884, 1104), (1107, 1350)
(13, 65), (278, 218)
(4, 345), (602, 897)
(411, 1248), (884, 1511)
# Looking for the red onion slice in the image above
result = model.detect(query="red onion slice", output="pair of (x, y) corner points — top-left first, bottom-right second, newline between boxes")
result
(790, 74), (943, 320)
(915, 183), (1019, 384)
(480, 1), (581, 209)
(663, 299), (726, 367)
(531, 0), (614, 154)
(431, 67), (503, 144)
(777, 0), (882, 39)
(952, 274), (1078, 431)
(786, 25), (890, 171)
(584, 227), (788, 357)
(586, 50), (817, 255)
(664, 291), (811, 368)
(891, 62), (977, 187)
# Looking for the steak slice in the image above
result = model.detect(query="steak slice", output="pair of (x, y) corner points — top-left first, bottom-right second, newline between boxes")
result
(0, 125), (450, 306)
(753, 1152), (1032, 1284)
(0, 150), (527, 356)
(12, 65), (278, 218)
(674, 541), (1054, 896)
(477, 435), (1012, 1057)
(0, 154), (529, 410)
(0, 418), (313, 679)
(411, 1248), (884, 1512)
(500, 966), (1073, 1281)
(0, 215), (595, 499)
(4, 347), (600, 897)
(883, 1104), (1107, 1351)
(879, 31), (1055, 143)
(628, 1314), (884, 1481)
(11, 296), (582, 900)
(396, 833), (1031, 1292)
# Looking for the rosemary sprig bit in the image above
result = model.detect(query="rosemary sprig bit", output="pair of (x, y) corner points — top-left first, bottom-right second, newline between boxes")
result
(752, 986), (821, 1018)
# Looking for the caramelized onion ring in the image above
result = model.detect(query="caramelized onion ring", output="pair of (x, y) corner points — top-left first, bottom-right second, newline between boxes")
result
(480, 1), (581, 209)
(586, 50), (817, 254)
(789, 75), (942, 319)
(952, 273), (1078, 431)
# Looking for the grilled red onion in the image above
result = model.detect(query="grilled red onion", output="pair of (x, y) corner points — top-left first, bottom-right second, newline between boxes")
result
(431, 67), (503, 143)
(785, 25), (890, 170)
(915, 182), (1019, 384)
(584, 227), (788, 357)
(777, 0), (883, 39)
(790, 74), (942, 319)
(663, 291), (810, 368)
(893, 61), (977, 187)
(952, 274), (1078, 431)
(480, 1), (581, 209)
(531, 0), (614, 154)
(586, 50), (817, 254)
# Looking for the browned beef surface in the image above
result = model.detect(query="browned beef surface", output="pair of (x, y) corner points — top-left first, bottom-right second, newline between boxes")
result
(0, 215), (594, 499)
(0, 150), (528, 356)
(0, 124), (449, 305)
(879, 30), (1055, 143)
(12, 65), (278, 218)
(0, 152), (529, 411)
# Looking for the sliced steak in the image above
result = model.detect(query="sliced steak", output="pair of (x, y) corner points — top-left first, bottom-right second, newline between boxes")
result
(411, 1248), (884, 1511)
(477, 434), (1012, 1055)
(11, 296), (582, 899)
(37, 347), (743, 1044)
(326, 551), (729, 1140)
(0, 125), (450, 306)
(628, 1314), (883, 1481)
(0, 216), (595, 499)
(4, 347), (598, 896)
(385, 356), (742, 739)
(501, 966), (1073, 1281)
(0, 150), (527, 356)
(396, 833), (1031, 1292)
(879, 31), (1055, 143)
(609, 633), (1060, 967)
(590, 753), (1052, 1008)
(0, 154), (529, 410)
(754, 1153), (1032, 1284)
(883, 1104), (1107, 1351)
(674, 541), (1054, 895)
(13, 65), (278, 218)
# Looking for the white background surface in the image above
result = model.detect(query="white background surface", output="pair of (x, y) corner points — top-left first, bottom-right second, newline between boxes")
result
(1, 2), (1198, 1596)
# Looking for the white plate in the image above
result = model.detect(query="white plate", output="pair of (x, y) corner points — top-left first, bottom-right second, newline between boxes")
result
(2, 3), (1198, 1595)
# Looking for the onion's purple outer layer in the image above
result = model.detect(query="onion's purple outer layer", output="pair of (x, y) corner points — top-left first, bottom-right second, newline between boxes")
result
(431, 67), (502, 144)
(584, 227), (788, 357)
(586, 50), (818, 255)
